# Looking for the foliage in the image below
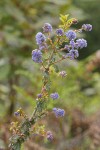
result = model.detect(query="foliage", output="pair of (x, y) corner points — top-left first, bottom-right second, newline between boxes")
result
(73, 0), (100, 59)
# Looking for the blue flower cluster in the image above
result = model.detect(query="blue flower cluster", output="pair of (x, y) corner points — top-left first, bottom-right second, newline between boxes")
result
(36, 32), (46, 45)
(76, 39), (87, 49)
(50, 92), (59, 100)
(36, 32), (47, 50)
(32, 22), (92, 63)
(43, 23), (52, 33)
(66, 49), (79, 59)
(37, 93), (42, 99)
(82, 24), (92, 31)
(65, 38), (87, 59)
(46, 131), (53, 141)
(14, 111), (20, 116)
(56, 28), (64, 36)
(32, 49), (42, 63)
(64, 45), (70, 51)
(53, 108), (65, 117)
(65, 30), (76, 40)
(59, 71), (67, 77)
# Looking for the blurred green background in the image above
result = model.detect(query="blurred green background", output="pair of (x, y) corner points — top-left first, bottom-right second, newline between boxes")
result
(0, 0), (100, 149)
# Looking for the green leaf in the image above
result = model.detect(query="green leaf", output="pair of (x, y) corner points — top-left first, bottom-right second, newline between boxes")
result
(13, 85), (36, 106)
(15, 70), (35, 84)
(0, 64), (10, 80)
(60, 14), (69, 23)
(12, 142), (21, 150)
(53, 64), (59, 73)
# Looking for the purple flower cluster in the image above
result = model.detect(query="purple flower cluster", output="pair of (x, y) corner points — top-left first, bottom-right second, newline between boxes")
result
(14, 112), (20, 116)
(70, 39), (75, 49)
(35, 23), (56, 51)
(64, 44), (70, 51)
(56, 28), (64, 36)
(53, 108), (65, 117)
(76, 39), (87, 49)
(39, 44), (47, 50)
(82, 24), (92, 31)
(37, 93), (42, 99)
(59, 71), (67, 78)
(66, 49), (79, 59)
(43, 23), (52, 33)
(65, 30), (76, 40)
(32, 49), (42, 63)
(46, 131), (53, 141)
(50, 92), (59, 100)
(63, 24), (92, 59)
(36, 32), (46, 45)
(69, 38), (87, 49)
(32, 22), (92, 62)
(64, 38), (87, 59)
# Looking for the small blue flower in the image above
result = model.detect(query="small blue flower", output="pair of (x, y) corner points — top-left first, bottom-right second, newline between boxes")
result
(70, 39), (75, 49)
(82, 24), (92, 31)
(50, 92), (59, 100)
(66, 49), (79, 59)
(39, 45), (45, 50)
(64, 45), (70, 51)
(39, 43), (48, 50)
(32, 49), (42, 63)
(43, 23), (52, 33)
(36, 32), (46, 45)
(56, 28), (64, 36)
(59, 71), (67, 78)
(14, 112), (20, 116)
(37, 93), (42, 99)
(53, 108), (65, 117)
(65, 30), (76, 40)
(47, 131), (53, 141)
(76, 39), (87, 49)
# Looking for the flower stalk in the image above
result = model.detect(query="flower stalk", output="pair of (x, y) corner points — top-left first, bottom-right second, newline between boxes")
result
(9, 14), (92, 150)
